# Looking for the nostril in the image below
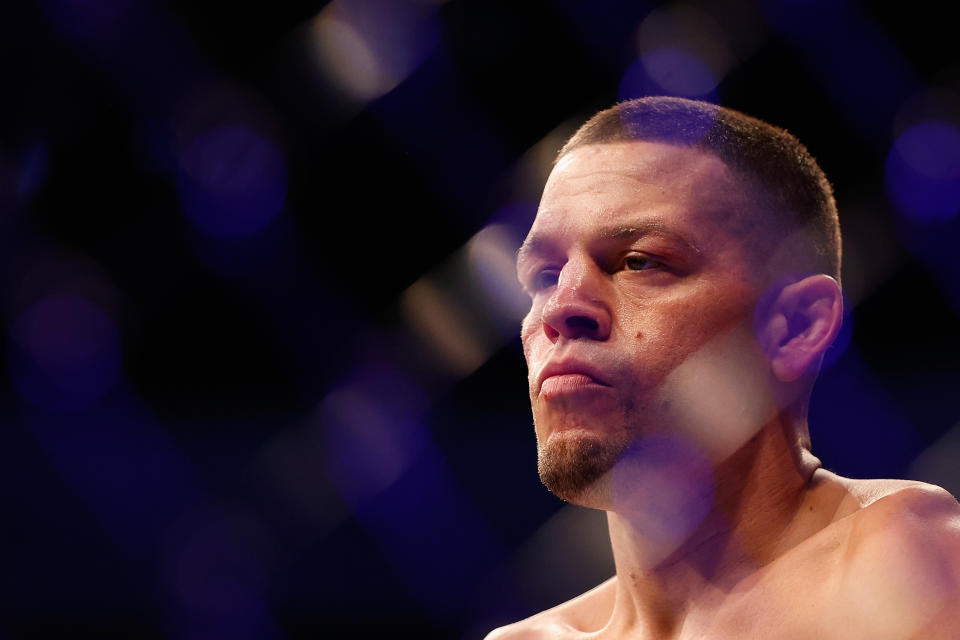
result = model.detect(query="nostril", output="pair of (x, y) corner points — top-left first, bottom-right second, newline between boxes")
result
(565, 315), (599, 332)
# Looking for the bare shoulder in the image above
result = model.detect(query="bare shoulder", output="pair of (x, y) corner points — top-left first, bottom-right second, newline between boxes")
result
(831, 477), (960, 638)
(837, 477), (960, 569)
(843, 477), (960, 532)
(485, 577), (616, 639)
(835, 474), (958, 510)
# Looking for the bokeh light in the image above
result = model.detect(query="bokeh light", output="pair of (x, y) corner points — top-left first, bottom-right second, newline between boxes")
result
(398, 220), (531, 379)
(619, 49), (720, 104)
(177, 125), (287, 238)
(310, 0), (440, 104)
(8, 294), (121, 413)
(659, 326), (778, 461)
(8, 0), (960, 636)
(508, 123), (581, 201)
(507, 505), (613, 617)
(619, 4), (732, 104)
(467, 223), (528, 326)
(885, 120), (960, 223)
(321, 367), (430, 507)
(402, 278), (489, 376)
(637, 3), (734, 74)
(312, 8), (384, 101)
(641, 48), (719, 99)
(611, 433), (714, 564)
(761, 0), (915, 139)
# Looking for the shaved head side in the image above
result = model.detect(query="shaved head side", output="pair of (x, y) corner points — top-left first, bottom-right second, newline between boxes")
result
(558, 97), (841, 284)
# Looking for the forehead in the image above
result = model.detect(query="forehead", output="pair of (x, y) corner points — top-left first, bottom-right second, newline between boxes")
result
(528, 141), (753, 247)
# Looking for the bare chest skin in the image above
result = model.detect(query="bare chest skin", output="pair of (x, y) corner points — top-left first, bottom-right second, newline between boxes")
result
(516, 526), (847, 640)
(492, 476), (958, 640)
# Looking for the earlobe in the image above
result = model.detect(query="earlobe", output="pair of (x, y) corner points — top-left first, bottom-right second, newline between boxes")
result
(758, 275), (843, 382)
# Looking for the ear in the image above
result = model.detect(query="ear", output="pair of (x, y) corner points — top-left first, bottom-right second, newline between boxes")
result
(757, 275), (843, 382)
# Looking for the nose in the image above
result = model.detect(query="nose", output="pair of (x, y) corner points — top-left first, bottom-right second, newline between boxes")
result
(541, 257), (611, 342)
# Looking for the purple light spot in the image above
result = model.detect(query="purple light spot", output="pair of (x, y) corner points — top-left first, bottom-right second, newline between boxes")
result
(322, 364), (430, 507)
(468, 222), (529, 325)
(177, 125), (286, 238)
(8, 295), (121, 413)
(885, 121), (960, 223)
(488, 200), (538, 239)
(822, 292), (854, 369)
(611, 434), (714, 551)
(619, 48), (720, 104)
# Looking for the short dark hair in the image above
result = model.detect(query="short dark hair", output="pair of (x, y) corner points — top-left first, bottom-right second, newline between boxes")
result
(558, 97), (841, 282)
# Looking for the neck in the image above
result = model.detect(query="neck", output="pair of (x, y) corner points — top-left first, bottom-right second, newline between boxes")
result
(603, 415), (822, 637)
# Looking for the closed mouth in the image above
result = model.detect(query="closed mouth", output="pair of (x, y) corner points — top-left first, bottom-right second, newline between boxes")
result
(537, 361), (612, 395)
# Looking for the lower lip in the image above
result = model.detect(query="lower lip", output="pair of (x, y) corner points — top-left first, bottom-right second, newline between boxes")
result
(540, 374), (609, 399)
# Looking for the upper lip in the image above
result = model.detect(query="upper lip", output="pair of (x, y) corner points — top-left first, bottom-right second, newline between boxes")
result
(537, 359), (612, 393)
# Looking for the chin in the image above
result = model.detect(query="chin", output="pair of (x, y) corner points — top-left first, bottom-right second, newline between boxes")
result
(536, 427), (628, 507)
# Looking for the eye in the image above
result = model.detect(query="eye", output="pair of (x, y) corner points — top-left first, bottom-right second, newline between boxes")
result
(623, 254), (664, 271)
(531, 268), (560, 291)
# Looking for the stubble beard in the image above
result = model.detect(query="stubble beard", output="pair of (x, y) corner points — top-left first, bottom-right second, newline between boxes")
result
(536, 419), (634, 506)
(531, 371), (644, 506)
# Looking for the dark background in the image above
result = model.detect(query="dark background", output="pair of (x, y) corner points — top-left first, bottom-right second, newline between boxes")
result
(2, 0), (960, 637)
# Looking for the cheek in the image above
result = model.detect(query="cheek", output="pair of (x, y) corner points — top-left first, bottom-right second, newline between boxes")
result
(520, 306), (542, 357)
(520, 309), (534, 341)
(616, 287), (757, 379)
(651, 325), (776, 461)
(520, 311), (541, 388)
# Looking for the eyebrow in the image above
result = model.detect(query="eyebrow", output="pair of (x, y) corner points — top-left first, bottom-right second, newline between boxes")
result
(516, 219), (701, 267)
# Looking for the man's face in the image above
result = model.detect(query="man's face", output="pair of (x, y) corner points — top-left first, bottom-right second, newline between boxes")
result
(518, 141), (771, 506)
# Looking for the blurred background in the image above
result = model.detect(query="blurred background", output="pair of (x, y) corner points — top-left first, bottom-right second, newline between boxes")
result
(2, 0), (960, 637)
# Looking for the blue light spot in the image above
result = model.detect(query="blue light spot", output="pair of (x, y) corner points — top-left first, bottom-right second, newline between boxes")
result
(177, 125), (286, 238)
(8, 295), (121, 413)
(885, 121), (960, 223)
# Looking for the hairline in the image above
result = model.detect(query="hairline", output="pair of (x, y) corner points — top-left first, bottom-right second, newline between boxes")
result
(554, 142), (838, 285)
(552, 98), (841, 283)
